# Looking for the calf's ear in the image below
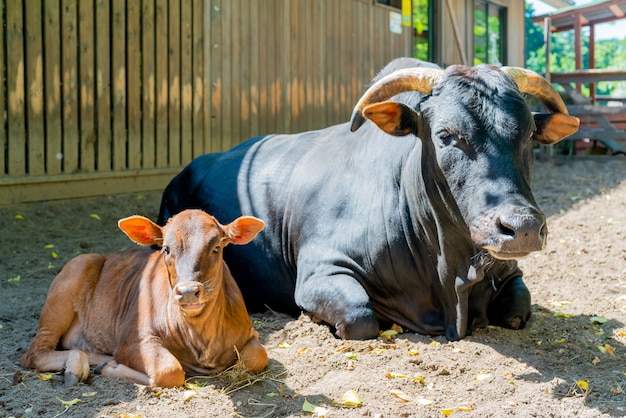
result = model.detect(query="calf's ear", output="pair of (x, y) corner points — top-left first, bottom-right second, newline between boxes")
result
(118, 216), (164, 246)
(533, 113), (580, 144)
(362, 101), (419, 137)
(224, 216), (265, 245)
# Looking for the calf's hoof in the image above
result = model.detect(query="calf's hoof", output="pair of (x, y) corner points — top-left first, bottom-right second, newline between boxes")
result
(64, 350), (90, 386)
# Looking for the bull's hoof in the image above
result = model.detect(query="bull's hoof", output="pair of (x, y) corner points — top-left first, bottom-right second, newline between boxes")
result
(335, 315), (379, 340)
(487, 276), (531, 330)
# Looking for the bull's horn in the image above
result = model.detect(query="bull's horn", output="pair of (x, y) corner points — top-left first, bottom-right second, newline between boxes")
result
(350, 68), (443, 132)
(500, 67), (569, 115)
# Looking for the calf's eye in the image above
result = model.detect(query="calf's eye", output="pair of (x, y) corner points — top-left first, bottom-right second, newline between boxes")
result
(163, 246), (171, 255)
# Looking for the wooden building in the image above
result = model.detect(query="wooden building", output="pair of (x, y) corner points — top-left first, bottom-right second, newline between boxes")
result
(0, 0), (527, 205)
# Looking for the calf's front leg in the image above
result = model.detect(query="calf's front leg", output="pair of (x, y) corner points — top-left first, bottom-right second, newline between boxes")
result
(239, 334), (268, 373)
(115, 339), (185, 388)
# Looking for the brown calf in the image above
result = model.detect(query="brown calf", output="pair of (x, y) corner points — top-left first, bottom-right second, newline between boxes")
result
(20, 209), (268, 388)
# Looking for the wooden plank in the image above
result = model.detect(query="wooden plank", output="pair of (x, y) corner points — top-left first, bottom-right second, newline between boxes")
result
(180, 0), (193, 164)
(155, 0), (169, 167)
(127, 0), (141, 169)
(220, 0), (232, 149)
(142, 0), (156, 169)
(0, 0), (5, 176)
(6, 1), (26, 176)
(208, 0), (223, 152)
(230, 0), (241, 146)
(257, 0), (269, 135)
(169, 0), (182, 166)
(78, 0), (96, 172)
(239, 0), (250, 142)
(192, 0), (204, 157)
(111, 0), (126, 170)
(95, 0), (111, 172)
(25, 0), (45, 176)
(62, 0), (79, 174)
(249, 0), (259, 138)
(551, 70), (626, 84)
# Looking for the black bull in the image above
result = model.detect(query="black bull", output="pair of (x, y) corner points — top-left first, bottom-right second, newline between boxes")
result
(158, 59), (579, 341)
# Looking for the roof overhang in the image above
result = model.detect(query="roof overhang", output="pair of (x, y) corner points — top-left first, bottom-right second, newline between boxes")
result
(532, 0), (626, 32)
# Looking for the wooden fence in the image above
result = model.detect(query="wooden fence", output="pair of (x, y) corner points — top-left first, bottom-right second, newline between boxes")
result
(0, 0), (413, 205)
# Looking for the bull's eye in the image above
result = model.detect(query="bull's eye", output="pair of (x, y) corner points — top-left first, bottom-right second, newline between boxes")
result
(212, 246), (220, 254)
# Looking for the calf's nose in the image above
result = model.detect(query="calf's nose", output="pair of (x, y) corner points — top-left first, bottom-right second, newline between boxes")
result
(174, 282), (203, 304)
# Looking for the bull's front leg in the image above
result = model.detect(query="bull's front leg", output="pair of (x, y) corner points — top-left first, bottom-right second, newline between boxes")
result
(487, 276), (531, 330)
(295, 273), (379, 340)
(114, 339), (185, 388)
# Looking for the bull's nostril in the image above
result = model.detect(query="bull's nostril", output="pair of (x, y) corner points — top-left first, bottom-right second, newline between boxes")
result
(497, 218), (516, 237)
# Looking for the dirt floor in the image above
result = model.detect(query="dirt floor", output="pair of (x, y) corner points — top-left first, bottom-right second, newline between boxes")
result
(1, 155), (625, 418)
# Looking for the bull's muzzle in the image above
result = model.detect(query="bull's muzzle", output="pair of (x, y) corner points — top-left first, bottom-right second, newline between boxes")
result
(174, 281), (206, 312)
(471, 206), (547, 259)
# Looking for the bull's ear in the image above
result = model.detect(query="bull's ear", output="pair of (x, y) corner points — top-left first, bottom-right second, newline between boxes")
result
(533, 113), (580, 144)
(224, 216), (265, 245)
(118, 216), (164, 246)
(362, 101), (419, 137)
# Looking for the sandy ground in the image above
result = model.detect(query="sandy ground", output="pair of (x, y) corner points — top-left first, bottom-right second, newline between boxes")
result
(1, 155), (625, 418)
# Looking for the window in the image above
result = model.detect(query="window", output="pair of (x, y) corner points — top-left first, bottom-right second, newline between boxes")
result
(413, 0), (432, 61)
(474, 0), (506, 65)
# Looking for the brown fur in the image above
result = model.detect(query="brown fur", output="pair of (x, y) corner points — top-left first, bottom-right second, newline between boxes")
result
(20, 209), (268, 388)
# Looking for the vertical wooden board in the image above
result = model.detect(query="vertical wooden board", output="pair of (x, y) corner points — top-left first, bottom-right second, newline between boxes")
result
(229, 0), (241, 148)
(192, 0), (204, 157)
(238, 0), (250, 143)
(266, 0), (278, 135)
(142, 0), (156, 169)
(313, 1), (325, 130)
(62, 0), (79, 174)
(248, 0), (259, 139)
(257, 0), (269, 135)
(78, 0), (96, 172)
(111, 0), (126, 171)
(0, 1), (5, 176)
(95, 0), (111, 172)
(169, 0), (181, 167)
(325, 0), (336, 126)
(6, 1), (26, 176)
(155, 0), (169, 167)
(220, 0), (232, 150)
(208, 0), (222, 153)
(127, 0), (141, 169)
(180, 0), (193, 164)
(303, 0), (313, 131)
(289, 2), (300, 133)
(282, 2), (292, 134)
(25, 0), (45, 175)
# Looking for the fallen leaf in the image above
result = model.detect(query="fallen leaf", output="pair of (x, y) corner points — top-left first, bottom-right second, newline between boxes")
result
(14, 214), (24, 220)
(590, 316), (608, 324)
(440, 408), (454, 416)
(82, 392), (97, 397)
(475, 370), (491, 381)
(592, 356), (600, 365)
(345, 352), (358, 360)
(37, 373), (53, 381)
(554, 312), (573, 318)
(413, 375), (426, 385)
(302, 399), (327, 416)
(429, 341), (441, 347)
(266, 392), (279, 397)
(184, 381), (198, 390)
(385, 372), (408, 379)
(51, 251), (58, 259)
(43, 244), (55, 249)
(56, 397), (82, 407)
(90, 213), (101, 220)
(407, 348), (419, 356)
(390, 389), (411, 403)
(8, 275), (21, 282)
(339, 389), (362, 407)
(370, 348), (387, 354)
(379, 329), (398, 340)
(181, 390), (198, 402)
(598, 344), (616, 355)
(554, 338), (566, 344)
(577, 380), (589, 392)
(296, 347), (310, 355)
(457, 404), (473, 412)
(278, 342), (291, 348)
(391, 323), (403, 333)
(549, 300), (572, 309)
(611, 385), (623, 395)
